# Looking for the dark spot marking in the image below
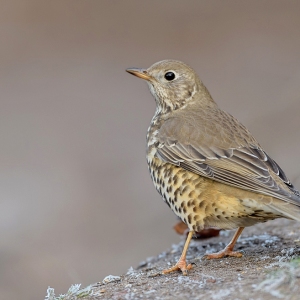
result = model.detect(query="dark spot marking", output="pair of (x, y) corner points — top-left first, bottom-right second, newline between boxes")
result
(188, 191), (195, 198)
(199, 201), (206, 208)
(173, 175), (178, 185)
(187, 214), (192, 224)
(157, 166), (162, 175)
(181, 186), (189, 195)
(187, 200), (195, 207)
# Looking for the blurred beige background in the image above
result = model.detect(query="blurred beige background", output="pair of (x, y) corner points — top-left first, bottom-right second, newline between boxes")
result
(0, 1), (300, 299)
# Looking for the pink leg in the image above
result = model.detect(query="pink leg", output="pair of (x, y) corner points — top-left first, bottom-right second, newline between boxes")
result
(204, 227), (244, 259)
(162, 231), (194, 275)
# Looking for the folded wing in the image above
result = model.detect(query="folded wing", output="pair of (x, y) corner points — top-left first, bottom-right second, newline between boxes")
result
(155, 109), (300, 205)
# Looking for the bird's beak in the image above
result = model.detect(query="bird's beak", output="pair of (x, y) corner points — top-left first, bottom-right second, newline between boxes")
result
(126, 68), (152, 81)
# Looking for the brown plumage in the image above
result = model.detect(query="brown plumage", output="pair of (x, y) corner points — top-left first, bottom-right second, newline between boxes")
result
(126, 60), (300, 275)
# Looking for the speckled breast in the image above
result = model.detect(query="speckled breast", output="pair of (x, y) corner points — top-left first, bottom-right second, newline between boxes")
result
(147, 155), (213, 231)
(146, 155), (281, 232)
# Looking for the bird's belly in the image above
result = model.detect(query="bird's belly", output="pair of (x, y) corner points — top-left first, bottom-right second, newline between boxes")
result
(148, 157), (282, 231)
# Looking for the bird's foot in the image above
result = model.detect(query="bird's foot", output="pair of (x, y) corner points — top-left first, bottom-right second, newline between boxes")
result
(162, 259), (192, 276)
(203, 247), (243, 260)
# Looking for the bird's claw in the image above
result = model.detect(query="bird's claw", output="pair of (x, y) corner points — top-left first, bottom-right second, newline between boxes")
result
(203, 248), (243, 260)
(162, 260), (193, 276)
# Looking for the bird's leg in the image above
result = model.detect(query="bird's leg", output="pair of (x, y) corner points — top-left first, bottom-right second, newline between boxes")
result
(204, 227), (244, 259)
(162, 231), (194, 275)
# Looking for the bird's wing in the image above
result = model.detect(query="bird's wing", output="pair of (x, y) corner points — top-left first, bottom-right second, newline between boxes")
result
(155, 109), (300, 205)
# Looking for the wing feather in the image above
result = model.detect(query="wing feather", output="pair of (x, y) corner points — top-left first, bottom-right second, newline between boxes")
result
(154, 109), (300, 205)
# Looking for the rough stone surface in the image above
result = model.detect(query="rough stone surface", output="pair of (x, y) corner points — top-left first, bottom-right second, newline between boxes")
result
(46, 219), (300, 300)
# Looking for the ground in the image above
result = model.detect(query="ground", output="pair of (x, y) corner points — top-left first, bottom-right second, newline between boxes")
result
(46, 219), (300, 300)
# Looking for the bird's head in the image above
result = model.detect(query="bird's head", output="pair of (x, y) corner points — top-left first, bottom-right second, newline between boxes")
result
(126, 60), (214, 114)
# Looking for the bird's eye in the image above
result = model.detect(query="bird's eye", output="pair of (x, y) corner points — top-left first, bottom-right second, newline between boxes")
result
(164, 71), (176, 81)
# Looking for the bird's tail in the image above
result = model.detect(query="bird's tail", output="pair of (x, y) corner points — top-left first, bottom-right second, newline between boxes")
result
(267, 198), (300, 222)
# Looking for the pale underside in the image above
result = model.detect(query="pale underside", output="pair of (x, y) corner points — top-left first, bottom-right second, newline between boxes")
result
(148, 156), (287, 231)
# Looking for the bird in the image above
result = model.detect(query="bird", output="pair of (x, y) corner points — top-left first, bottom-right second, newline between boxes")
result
(126, 60), (300, 275)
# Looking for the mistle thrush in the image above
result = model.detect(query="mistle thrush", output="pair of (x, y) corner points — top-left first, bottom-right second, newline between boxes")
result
(126, 60), (300, 275)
